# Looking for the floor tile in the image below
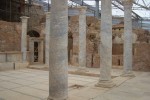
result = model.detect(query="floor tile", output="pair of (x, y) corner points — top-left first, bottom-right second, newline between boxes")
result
(0, 90), (40, 100)
(29, 83), (49, 91)
(0, 81), (22, 89)
(8, 79), (36, 86)
(12, 86), (48, 99)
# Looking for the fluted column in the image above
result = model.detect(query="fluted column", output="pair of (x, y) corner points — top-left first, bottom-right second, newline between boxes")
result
(78, 6), (87, 70)
(122, 0), (135, 77)
(95, 0), (115, 88)
(20, 16), (29, 62)
(47, 0), (68, 100)
(45, 12), (51, 66)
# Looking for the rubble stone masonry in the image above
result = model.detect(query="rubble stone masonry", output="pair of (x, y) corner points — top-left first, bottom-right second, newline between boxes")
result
(68, 16), (150, 71)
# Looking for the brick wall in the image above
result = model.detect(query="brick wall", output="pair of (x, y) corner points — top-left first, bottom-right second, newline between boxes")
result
(69, 16), (150, 71)
(133, 43), (150, 71)
(0, 21), (21, 51)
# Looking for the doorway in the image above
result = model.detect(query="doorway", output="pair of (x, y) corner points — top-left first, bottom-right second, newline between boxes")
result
(34, 42), (38, 62)
(27, 30), (44, 64)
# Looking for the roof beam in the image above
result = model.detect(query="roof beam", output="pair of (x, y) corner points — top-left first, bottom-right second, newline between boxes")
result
(115, 0), (142, 19)
(133, 1), (150, 10)
(70, 0), (143, 19)
(112, 2), (137, 19)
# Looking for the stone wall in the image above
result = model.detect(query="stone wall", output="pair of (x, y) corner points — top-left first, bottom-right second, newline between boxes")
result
(133, 43), (150, 71)
(68, 16), (100, 67)
(112, 43), (150, 71)
(0, 20), (21, 51)
(112, 44), (123, 55)
(112, 55), (123, 69)
(112, 24), (150, 44)
(25, 4), (45, 31)
(68, 16), (79, 66)
(69, 16), (150, 71)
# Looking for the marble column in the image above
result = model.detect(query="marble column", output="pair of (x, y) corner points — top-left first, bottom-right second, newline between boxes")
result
(95, 0), (115, 88)
(95, 0), (99, 18)
(45, 12), (51, 66)
(78, 6), (87, 70)
(122, 0), (135, 77)
(47, 0), (68, 100)
(29, 39), (34, 64)
(20, 16), (29, 62)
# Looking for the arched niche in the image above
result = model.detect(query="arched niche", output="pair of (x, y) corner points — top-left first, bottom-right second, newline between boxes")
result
(27, 30), (40, 37)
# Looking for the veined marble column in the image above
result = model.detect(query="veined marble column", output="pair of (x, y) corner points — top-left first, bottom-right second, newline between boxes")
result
(45, 12), (51, 66)
(95, 0), (115, 88)
(78, 6), (87, 70)
(20, 16), (29, 62)
(122, 0), (135, 77)
(95, 0), (99, 18)
(47, 0), (68, 100)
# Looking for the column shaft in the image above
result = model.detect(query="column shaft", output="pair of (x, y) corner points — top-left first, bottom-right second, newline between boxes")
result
(48, 0), (68, 100)
(122, 0), (134, 76)
(100, 0), (112, 81)
(96, 0), (115, 88)
(45, 12), (51, 66)
(20, 16), (29, 62)
(78, 6), (87, 68)
(29, 39), (34, 64)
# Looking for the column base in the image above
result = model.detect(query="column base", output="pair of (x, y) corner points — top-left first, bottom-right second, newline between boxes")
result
(121, 71), (135, 77)
(22, 61), (28, 63)
(44, 64), (49, 68)
(47, 96), (68, 100)
(95, 80), (116, 88)
(76, 67), (89, 73)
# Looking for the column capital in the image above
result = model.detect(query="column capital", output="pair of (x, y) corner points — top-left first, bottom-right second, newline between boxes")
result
(46, 12), (51, 19)
(20, 16), (29, 23)
(77, 6), (87, 14)
(20, 16), (29, 20)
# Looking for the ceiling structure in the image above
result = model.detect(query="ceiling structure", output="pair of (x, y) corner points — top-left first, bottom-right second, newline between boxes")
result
(30, 0), (150, 19)
(67, 0), (150, 31)
(68, 0), (150, 19)
(27, 0), (150, 31)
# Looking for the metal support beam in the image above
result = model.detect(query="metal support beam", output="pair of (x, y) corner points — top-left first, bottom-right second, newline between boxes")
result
(133, 1), (150, 10)
(115, 0), (142, 19)
(70, 0), (101, 16)
(95, 0), (99, 18)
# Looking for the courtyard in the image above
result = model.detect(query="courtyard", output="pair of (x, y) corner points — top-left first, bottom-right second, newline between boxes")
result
(0, 66), (149, 100)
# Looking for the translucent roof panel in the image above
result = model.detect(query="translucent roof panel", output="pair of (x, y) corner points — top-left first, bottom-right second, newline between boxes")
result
(67, 0), (150, 19)
(36, 0), (150, 19)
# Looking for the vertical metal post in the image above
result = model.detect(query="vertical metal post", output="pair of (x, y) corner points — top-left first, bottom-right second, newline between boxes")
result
(48, 0), (50, 11)
(95, 0), (99, 18)
(82, 0), (84, 6)
(9, 0), (12, 21)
